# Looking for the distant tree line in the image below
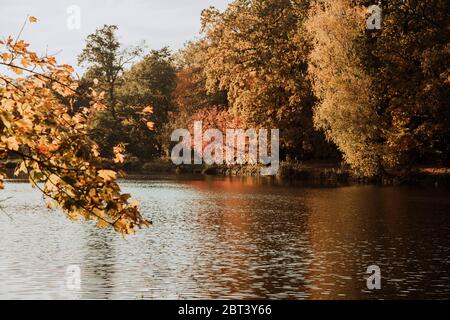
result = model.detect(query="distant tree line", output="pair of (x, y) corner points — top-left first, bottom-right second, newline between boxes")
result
(77, 0), (449, 177)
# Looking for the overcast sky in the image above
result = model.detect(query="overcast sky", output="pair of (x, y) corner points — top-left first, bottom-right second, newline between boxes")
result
(0, 0), (231, 73)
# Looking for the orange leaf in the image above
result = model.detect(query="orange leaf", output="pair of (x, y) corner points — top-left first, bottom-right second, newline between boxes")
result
(146, 121), (155, 130)
(36, 144), (50, 154)
(1, 53), (10, 62)
(21, 58), (31, 67)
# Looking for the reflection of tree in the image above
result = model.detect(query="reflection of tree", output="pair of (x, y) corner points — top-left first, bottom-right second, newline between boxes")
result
(303, 187), (409, 299)
(236, 186), (312, 299)
(80, 227), (115, 300)
(186, 178), (312, 298)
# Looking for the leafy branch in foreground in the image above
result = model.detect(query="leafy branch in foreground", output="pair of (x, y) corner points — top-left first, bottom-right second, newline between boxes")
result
(0, 18), (151, 235)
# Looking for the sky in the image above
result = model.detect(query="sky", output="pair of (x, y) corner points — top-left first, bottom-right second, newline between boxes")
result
(0, 0), (231, 74)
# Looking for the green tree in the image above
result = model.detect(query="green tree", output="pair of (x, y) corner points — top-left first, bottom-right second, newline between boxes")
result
(78, 25), (143, 156)
(118, 48), (177, 159)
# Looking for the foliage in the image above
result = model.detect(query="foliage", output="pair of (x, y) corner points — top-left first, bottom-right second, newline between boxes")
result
(0, 21), (150, 235)
(306, 0), (383, 176)
(118, 48), (177, 159)
(199, 0), (332, 159)
(173, 40), (228, 113)
(78, 25), (144, 157)
(372, 0), (450, 168)
(306, 0), (449, 176)
(2, 1), (446, 241)
(69, 2), (450, 177)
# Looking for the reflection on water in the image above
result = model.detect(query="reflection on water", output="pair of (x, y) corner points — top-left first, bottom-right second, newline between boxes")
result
(0, 177), (449, 299)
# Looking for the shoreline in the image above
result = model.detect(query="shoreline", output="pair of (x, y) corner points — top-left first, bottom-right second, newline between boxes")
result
(125, 160), (450, 188)
(3, 159), (450, 188)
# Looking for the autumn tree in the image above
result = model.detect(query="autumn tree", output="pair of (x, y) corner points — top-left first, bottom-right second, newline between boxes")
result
(306, 0), (449, 176)
(371, 0), (450, 169)
(306, 0), (383, 176)
(200, 0), (334, 160)
(0, 19), (150, 234)
(168, 40), (229, 156)
(173, 40), (227, 114)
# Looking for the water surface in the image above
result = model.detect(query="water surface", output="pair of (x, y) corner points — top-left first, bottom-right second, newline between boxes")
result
(0, 177), (449, 299)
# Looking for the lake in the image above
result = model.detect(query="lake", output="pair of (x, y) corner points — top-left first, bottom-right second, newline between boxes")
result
(0, 176), (449, 299)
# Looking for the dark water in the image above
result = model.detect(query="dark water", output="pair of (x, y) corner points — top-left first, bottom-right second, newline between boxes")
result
(0, 177), (449, 299)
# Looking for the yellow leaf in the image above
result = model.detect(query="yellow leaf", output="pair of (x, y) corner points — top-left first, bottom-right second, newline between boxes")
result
(62, 113), (72, 122)
(14, 161), (27, 176)
(29, 16), (38, 23)
(3, 136), (20, 151)
(97, 219), (110, 229)
(2, 99), (15, 110)
(11, 66), (23, 75)
(33, 77), (46, 87)
(92, 145), (100, 157)
(113, 153), (125, 164)
(130, 199), (139, 208)
(16, 118), (33, 131)
(142, 106), (153, 113)
(98, 169), (117, 182)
